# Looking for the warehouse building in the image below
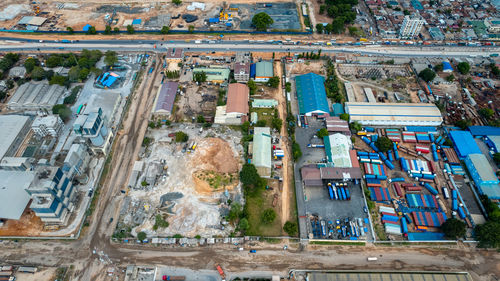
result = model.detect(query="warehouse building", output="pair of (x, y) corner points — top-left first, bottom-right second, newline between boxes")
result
(449, 130), (481, 159)
(254, 61), (273, 82)
(0, 157), (32, 171)
(214, 83), (249, 125)
(325, 116), (350, 136)
(252, 99), (278, 108)
(0, 115), (32, 161)
(252, 127), (272, 177)
(295, 73), (330, 116)
(152, 82), (179, 119)
(8, 82), (65, 111)
(468, 126), (500, 137)
(0, 170), (34, 220)
(464, 154), (500, 200)
(32, 115), (64, 138)
(324, 133), (353, 167)
(484, 135), (500, 153)
(307, 271), (473, 281)
(344, 102), (443, 126)
(193, 67), (230, 83)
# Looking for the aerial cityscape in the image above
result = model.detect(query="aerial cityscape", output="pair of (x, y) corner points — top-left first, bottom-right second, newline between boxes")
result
(0, 0), (499, 280)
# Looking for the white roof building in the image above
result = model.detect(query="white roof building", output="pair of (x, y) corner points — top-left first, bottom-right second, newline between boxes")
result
(252, 127), (272, 177)
(8, 83), (65, 111)
(0, 170), (35, 220)
(0, 115), (32, 160)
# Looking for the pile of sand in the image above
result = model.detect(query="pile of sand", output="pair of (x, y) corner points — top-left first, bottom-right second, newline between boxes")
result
(190, 137), (239, 174)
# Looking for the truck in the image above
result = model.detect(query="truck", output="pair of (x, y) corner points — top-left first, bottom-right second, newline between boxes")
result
(216, 264), (226, 281)
(195, 40), (202, 44)
(61, 39), (72, 43)
(162, 276), (186, 281)
(367, 257), (378, 261)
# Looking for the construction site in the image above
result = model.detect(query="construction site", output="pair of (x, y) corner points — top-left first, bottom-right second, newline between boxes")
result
(115, 124), (244, 238)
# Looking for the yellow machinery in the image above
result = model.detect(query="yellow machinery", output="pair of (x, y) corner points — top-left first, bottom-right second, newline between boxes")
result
(33, 6), (40, 15)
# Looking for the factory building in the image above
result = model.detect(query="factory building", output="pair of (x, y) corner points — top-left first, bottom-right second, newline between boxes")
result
(464, 154), (500, 200)
(32, 115), (64, 138)
(73, 108), (113, 154)
(214, 83), (249, 125)
(448, 130), (481, 159)
(344, 102), (443, 126)
(7, 83), (65, 111)
(0, 115), (32, 161)
(252, 127), (272, 177)
(0, 157), (32, 171)
(295, 73), (330, 116)
(63, 143), (89, 176)
(254, 61), (274, 82)
(152, 82), (179, 119)
(324, 134), (353, 167)
(0, 170), (34, 220)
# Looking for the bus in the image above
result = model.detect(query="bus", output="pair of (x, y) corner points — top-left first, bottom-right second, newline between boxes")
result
(76, 104), (84, 114)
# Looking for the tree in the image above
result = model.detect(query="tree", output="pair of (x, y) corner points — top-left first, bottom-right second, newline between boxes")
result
(239, 163), (261, 187)
(188, 25), (195, 33)
(317, 128), (329, 138)
(283, 221), (298, 236)
(113, 27), (120, 33)
(331, 18), (345, 34)
(292, 142), (302, 161)
(455, 119), (471, 130)
(137, 231), (147, 241)
(403, 9), (410, 15)
(104, 51), (118, 66)
(196, 115), (206, 123)
(86, 26), (97, 35)
(478, 108), (494, 120)
(49, 75), (69, 87)
(31, 66), (45, 81)
(44, 69), (54, 80)
(316, 23), (324, 34)
(24, 57), (39, 73)
(126, 25), (135, 34)
(228, 203), (242, 222)
(441, 218), (466, 239)
(490, 63), (500, 76)
(267, 76), (280, 88)
(161, 26), (170, 34)
(241, 121), (250, 133)
(52, 104), (72, 122)
(475, 221), (500, 248)
(247, 79), (257, 95)
(46, 55), (63, 68)
(493, 153), (500, 165)
(0, 91), (7, 102)
(66, 26), (74, 34)
(175, 131), (189, 142)
(446, 74), (455, 82)
(252, 12), (274, 31)
(457, 62), (470, 75)
(271, 118), (282, 131)
(285, 82), (291, 93)
(261, 208), (276, 224)
(238, 218), (249, 232)
(434, 63), (444, 72)
(79, 68), (90, 81)
(68, 66), (81, 82)
(153, 214), (169, 230)
(375, 136), (392, 152)
(255, 120), (267, 127)
(418, 68), (436, 82)
(339, 113), (349, 121)
(172, 0), (182, 5)
(104, 25), (112, 35)
(193, 71), (207, 83)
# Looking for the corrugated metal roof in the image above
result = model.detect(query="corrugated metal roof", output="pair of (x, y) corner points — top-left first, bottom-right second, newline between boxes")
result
(0, 170), (34, 220)
(345, 102), (443, 124)
(324, 133), (352, 167)
(466, 154), (499, 183)
(255, 61), (273, 78)
(154, 82), (179, 113)
(0, 115), (30, 160)
(226, 83), (249, 114)
(468, 126), (500, 136)
(295, 73), (329, 115)
(449, 130), (481, 158)
(308, 272), (472, 281)
(193, 67), (230, 81)
(252, 127), (271, 169)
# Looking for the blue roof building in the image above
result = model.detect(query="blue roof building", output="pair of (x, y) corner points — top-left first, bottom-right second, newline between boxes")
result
(295, 73), (330, 116)
(449, 130), (481, 159)
(484, 135), (500, 153)
(82, 24), (92, 32)
(132, 19), (142, 25)
(411, 0), (424, 10)
(332, 103), (344, 116)
(442, 61), (453, 72)
(465, 154), (500, 200)
(468, 126), (500, 137)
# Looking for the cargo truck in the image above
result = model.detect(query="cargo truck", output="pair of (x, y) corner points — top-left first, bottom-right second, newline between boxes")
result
(163, 276), (186, 280)
(216, 264), (226, 281)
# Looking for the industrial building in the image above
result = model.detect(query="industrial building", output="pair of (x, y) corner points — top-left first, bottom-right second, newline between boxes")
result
(214, 83), (249, 125)
(193, 67), (230, 83)
(484, 135), (500, 153)
(254, 61), (274, 82)
(252, 127), (272, 177)
(325, 116), (350, 135)
(449, 130), (481, 159)
(152, 82), (179, 119)
(399, 14), (425, 38)
(307, 271), (473, 281)
(295, 73), (330, 116)
(63, 143), (89, 176)
(344, 82), (356, 102)
(468, 126), (500, 137)
(0, 157), (32, 171)
(344, 102), (443, 126)
(8, 66), (26, 78)
(0, 170), (34, 220)
(252, 99), (278, 108)
(363, 87), (376, 103)
(234, 62), (250, 83)
(0, 115), (32, 161)
(74, 108), (113, 154)
(8, 82), (65, 111)
(324, 134), (353, 167)
(464, 154), (500, 200)
(31, 115), (64, 138)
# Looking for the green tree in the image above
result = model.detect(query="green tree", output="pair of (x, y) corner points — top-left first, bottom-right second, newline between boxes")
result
(285, 82), (291, 93)
(79, 68), (90, 81)
(238, 218), (249, 231)
(292, 142), (302, 161)
(457, 62), (470, 75)
(267, 76), (280, 88)
(175, 131), (189, 142)
(52, 104), (72, 122)
(228, 203), (242, 222)
(418, 68), (436, 82)
(66, 26), (74, 34)
(490, 63), (500, 76)
(455, 119), (471, 130)
(316, 23), (324, 34)
(255, 120), (267, 127)
(193, 71), (207, 83)
(104, 51), (118, 66)
(24, 57), (39, 73)
(161, 26), (170, 34)
(493, 153), (500, 165)
(188, 25), (195, 33)
(239, 163), (261, 187)
(0, 91), (7, 102)
(261, 208), (276, 224)
(153, 214), (169, 230)
(86, 26), (97, 35)
(475, 221), (500, 248)
(478, 108), (494, 120)
(375, 136), (392, 152)
(68, 66), (81, 82)
(137, 231), (147, 241)
(434, 63), (444, 72)
(441, 218), (466, 239)
(446, 74), (455, 82)
(241, 121), (250, 133)
(283, 221), (298, 236)
(113, 27), (120, 33)
(271, 118), (282, 131)
(317, 128), (329, 138)
(339, 113), (349, 121)
(49, 75), (69, 87)
(126, 25), (135, 34)
(31, 66), (45, 81)
(349, 121), (362, 133)
(196, 115), (206, 123)
(403, 9), (410, 15)
(172, 0), (182, 5)
(104, 25), (112, 35)
(247, 79), (257, 95)
(252, 12), (274, 31)
(142, 137), (152, 147)
(46, 55), (63, 68)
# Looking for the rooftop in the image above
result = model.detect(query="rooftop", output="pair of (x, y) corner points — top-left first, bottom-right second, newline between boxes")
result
(308, 272), (472, 281)
(324, 133), (352, 167)
(8, 82), (65, 110)
(255, 61), (273, 77)
(226, 83), (249, 114)
(164, 48), (183, 59)
(449, 130), (481, 158)
(17, 16), (47, 26)
(295, 73), (330, 115)
(345, 102), (443, 124)
(0, 170), (34, 220)
(0, 115), (31, 160)
(467, 154), (499, 183)
(234, 62), (250, 74)
(468, 126), (500, 136)
(253, 127), (272, 169)
(153, 81), (179, 114)
(193, 67), (230, 81)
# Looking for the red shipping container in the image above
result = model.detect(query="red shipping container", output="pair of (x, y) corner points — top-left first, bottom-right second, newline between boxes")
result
(424, 212), (434, 226)
(406, 186), (422, 192)
(394, 183), (403, 197)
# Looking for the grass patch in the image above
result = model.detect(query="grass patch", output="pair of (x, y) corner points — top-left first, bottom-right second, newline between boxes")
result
(245, 188), (283, 237)
(250, 108), (274, 127)
(310, 241), (366, 245)
(193, 170), (237, 190)
(262, 237), (282, 243)
(374, 224), (388, 241)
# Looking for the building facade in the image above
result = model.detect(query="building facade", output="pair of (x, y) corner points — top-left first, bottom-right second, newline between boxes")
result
(464, 154), (500, 200)
(73, 108), (113, 154)
(32, 115), (64, 138)
(234, 62), (250, 83)
(0, 115), (32, 161)
(399, 15), (425, 38)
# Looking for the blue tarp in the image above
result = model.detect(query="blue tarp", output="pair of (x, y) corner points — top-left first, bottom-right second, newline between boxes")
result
(209, 18), (220, 23)
(132, 19), (142, 25)
(407, 232), (445, 241)
(82, 24), (92, 32)
(103, 76), (118, 87)
(442, 61), (453, 72)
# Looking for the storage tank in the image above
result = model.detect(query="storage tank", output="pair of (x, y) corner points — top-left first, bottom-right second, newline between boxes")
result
(422, 183), (438, 195)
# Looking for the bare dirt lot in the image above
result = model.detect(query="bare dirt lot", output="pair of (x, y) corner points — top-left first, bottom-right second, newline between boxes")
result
(0, 208), (44, 236)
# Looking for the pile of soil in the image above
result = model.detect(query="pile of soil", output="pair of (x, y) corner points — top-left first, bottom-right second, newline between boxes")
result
(191, 137), (239, 174)
(0, 209), (43, 236)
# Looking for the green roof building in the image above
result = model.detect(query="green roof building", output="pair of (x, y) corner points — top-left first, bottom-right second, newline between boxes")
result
(252, 127), (272, 177)
(255, 61), (274, 82)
